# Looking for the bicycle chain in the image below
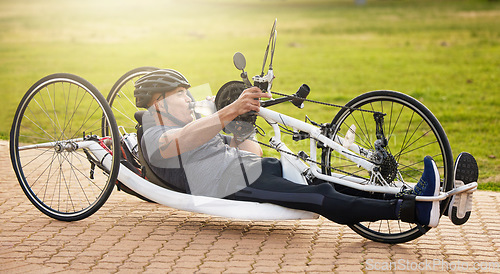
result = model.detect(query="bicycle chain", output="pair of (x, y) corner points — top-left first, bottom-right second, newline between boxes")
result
(252, 137), (363, 179)
(270, 91), (383, 115)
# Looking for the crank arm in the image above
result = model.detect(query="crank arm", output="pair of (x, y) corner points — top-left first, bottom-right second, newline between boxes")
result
(415, 182), (477, 202)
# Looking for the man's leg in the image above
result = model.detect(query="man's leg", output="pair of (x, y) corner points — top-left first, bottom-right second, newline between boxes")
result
(229, 158), (403, 225)
(228, 157), (440, 226)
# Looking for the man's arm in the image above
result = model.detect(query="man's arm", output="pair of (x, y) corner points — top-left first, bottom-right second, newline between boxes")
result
(159, 87), (271, 159)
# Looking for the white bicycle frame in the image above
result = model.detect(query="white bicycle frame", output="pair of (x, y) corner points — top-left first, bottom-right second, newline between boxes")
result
(20, 139), (318, 220)
(19, 105), (476, 221)
(257, 107), (477, 202)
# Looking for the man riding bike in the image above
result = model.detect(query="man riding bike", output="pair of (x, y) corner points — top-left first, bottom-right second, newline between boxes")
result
(134, 69), (472, 227)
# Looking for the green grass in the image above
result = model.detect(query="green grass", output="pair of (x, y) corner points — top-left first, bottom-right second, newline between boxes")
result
(1, 0), (499, 190)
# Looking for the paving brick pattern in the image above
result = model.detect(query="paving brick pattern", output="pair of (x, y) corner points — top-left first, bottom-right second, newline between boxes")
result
(1, 140), (499, 273)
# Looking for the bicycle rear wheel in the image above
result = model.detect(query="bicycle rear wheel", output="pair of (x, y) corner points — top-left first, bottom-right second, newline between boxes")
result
(105, 66), (159, 134)
(323, 90), (453, 243)
(10, 73), (120, 221)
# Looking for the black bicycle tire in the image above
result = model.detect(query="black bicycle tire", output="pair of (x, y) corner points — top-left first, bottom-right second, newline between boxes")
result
(325, 90), (453, 243)
(10, 73), (120, 221)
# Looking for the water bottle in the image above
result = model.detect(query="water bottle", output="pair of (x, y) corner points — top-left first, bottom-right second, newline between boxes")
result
(189, 98), (217, 116)
(343, 124), (356, 149)
(122, 132), (139, 158)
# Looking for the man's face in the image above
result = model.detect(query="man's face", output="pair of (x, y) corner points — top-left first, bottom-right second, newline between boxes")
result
(152, 87), (194, 125)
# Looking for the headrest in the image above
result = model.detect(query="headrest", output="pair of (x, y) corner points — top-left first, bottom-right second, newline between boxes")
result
(134, 111), (147, 125)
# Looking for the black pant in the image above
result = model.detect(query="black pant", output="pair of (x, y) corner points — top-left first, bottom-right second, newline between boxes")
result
(227, 158), (400, 225)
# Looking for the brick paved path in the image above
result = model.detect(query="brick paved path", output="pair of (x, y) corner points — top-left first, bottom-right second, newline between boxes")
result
(1, 140), (499, 273)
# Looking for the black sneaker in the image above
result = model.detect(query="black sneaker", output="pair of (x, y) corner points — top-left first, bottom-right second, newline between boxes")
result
(448, 152), (478, 225)
(414, 156), (440, 227)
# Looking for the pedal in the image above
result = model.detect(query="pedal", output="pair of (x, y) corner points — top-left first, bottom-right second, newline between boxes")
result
(448, 152), (478, 225)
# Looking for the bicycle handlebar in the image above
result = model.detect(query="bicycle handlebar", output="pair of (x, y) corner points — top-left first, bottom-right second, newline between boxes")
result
(260, 84), (310, 108)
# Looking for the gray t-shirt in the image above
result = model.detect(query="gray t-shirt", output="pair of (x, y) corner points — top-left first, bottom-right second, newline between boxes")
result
(142, 123), (263, 198)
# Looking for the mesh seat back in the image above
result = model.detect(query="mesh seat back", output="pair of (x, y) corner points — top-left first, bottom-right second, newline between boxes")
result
(135, 111), (189, 194)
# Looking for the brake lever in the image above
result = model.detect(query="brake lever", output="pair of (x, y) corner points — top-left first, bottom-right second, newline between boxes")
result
(259, 84), (310, 108)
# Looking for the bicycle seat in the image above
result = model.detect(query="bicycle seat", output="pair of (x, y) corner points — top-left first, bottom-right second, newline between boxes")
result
(134, 111), (190, 194)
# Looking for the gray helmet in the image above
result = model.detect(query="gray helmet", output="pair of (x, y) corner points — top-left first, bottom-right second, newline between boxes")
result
(134, 69), (191, 108)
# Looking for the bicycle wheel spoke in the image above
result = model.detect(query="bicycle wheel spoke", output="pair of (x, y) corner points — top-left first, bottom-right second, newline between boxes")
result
(388, 104), (405, 142)
(20, 147), (53, 170)
(29, 150), (58, 191)
(23, 110), (57, 142)
(106, 68), (158, 135)
(111, 104), (138, 127)
(396, 138), (438, 158)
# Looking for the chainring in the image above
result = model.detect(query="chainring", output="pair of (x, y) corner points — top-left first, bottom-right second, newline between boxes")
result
(215, 81), (257, 139)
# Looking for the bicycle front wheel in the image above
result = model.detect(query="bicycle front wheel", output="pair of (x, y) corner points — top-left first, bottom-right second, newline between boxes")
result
(10, 73), (120, 221)
(323, 90), (453, 243)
